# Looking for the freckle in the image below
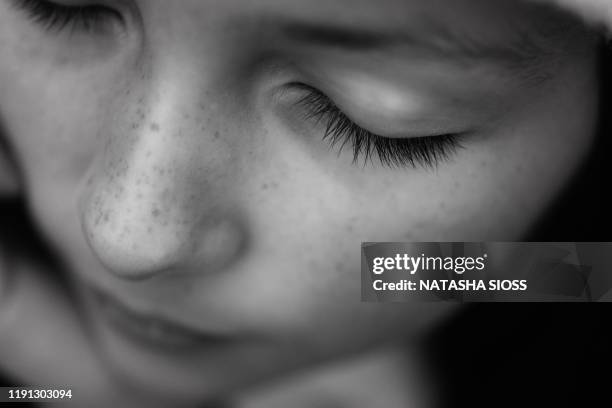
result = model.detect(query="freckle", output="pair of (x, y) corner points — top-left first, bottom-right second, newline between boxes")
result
(150, 123), (160, 132)
(214, 131), (220, 139)
(152, 208), (160, 217)
(261, 183), (268, 190)
(145, 150), (152, 158)
(147, 226), (153, 233)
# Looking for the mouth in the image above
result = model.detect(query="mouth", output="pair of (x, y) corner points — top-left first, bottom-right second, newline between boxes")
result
(87, 285), (231, 352)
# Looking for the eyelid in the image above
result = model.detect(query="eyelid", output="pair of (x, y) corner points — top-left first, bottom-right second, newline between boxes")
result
(287, 83), (464, 169)
(11, 0), (126, 33)
(291, 82), (463, 138)
(296, 73), (470, 139)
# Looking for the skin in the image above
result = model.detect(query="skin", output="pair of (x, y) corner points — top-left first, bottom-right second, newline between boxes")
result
(535, 0), (612, 25)
(0, 0), (604, 406)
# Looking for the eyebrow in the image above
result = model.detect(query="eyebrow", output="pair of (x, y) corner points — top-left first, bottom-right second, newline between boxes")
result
(281, 21), (558, 73)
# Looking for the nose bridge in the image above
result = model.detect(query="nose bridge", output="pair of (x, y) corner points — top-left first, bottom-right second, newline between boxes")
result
(81, 75), (242, 280)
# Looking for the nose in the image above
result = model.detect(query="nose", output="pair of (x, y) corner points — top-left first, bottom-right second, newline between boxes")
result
(80, 82), (248, 280)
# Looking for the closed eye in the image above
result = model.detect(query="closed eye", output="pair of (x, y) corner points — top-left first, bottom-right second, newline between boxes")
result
(11, 0), (122, 32)
(292, 83), (464, 169)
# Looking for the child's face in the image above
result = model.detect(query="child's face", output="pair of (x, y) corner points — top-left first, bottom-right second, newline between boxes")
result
(0, 0), (599, 399)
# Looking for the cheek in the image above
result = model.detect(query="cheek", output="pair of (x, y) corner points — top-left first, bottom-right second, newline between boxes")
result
(0, 71), (118, 197)
(0, 10), (137, 198)
(0, 76), (109, 254)
(0, 29), (142, 253)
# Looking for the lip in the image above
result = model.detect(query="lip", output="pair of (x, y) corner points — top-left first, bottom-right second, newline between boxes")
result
(88, 285), (231, 352)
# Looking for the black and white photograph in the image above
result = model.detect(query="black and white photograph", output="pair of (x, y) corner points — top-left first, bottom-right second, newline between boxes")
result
(0, 0), (611, 407)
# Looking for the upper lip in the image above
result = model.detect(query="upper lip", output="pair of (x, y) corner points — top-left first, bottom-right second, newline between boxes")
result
(88, 285), (232, 347)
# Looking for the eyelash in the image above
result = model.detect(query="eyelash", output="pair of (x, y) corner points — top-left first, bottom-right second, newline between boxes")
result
(12, 0), (120, 32)
(294, 84), (463, 169)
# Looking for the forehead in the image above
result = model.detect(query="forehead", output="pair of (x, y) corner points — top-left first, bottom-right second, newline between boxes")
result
(135, 0), (587, 87)
(151, 0), (576, 39)
(140, 0), (584, 71)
